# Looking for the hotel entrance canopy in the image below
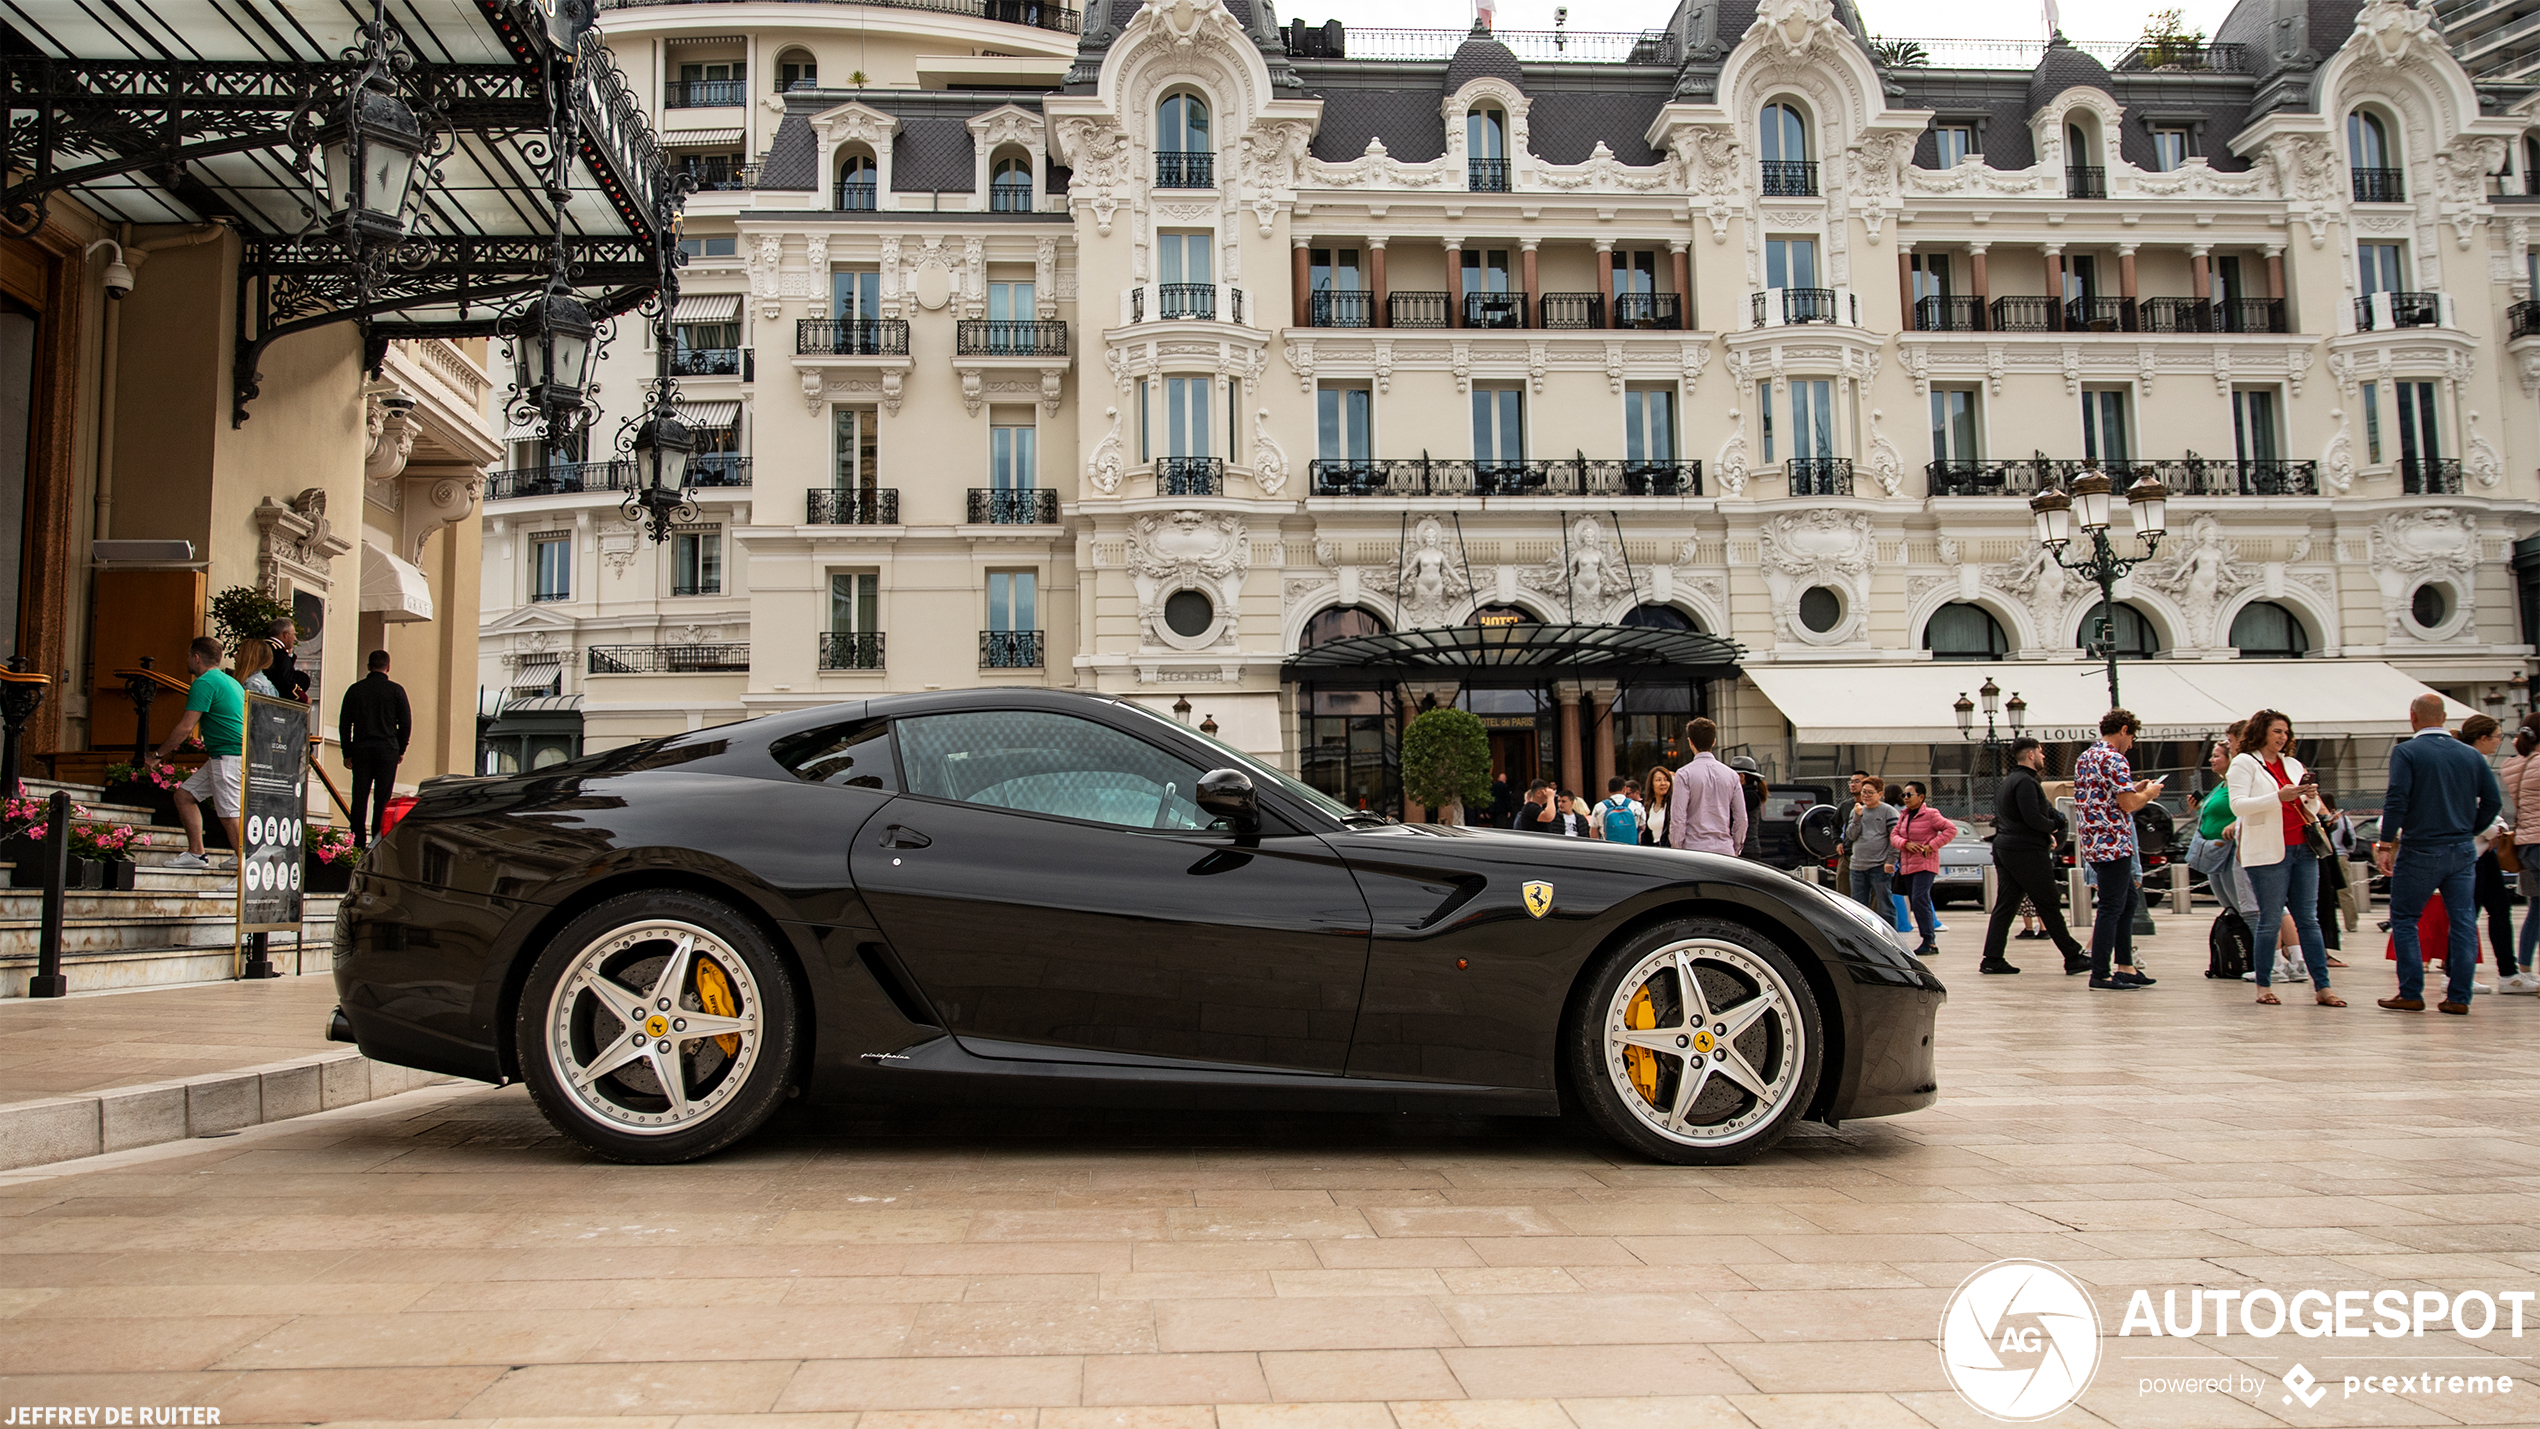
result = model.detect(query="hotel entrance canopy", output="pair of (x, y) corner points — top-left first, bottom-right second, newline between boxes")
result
(1742, 660), (2478, 746)
(1282, 623), (1746, 688)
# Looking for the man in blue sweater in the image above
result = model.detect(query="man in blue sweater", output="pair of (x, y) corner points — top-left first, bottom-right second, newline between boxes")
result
(2375, 693), (2504, 1013)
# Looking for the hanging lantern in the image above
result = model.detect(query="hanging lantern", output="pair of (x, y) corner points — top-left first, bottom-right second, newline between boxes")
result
(319, 74), (426, 245)
(630, 401), (694, 496)
(510, 280), (597, 418)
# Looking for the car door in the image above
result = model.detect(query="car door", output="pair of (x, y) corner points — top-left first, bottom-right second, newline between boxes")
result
(848, 707), (1372, 1072)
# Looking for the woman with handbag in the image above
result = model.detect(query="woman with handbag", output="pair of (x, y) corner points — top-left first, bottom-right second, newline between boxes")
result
(2227, 709), (2341, 1006)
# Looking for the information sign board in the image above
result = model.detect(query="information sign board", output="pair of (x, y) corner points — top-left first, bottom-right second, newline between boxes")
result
(237, 692), (307, 935)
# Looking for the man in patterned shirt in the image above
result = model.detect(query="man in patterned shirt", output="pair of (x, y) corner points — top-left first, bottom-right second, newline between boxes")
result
(2073, 708), (2166, 990)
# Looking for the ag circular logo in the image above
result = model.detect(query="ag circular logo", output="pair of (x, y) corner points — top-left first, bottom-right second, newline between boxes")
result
(1939, 1258), (2102, 1422)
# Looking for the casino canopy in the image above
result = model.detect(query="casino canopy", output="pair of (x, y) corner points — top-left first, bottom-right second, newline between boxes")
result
(1282, 623), (1747, 688)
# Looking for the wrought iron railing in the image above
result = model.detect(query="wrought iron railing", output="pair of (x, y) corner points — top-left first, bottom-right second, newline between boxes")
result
(1158, 283), (1215, 320)
(2064, 296), (2136, 332)
(1988, 295), (2061, 332)
(675, 157), (758, 191)
(1788, 458), (1853, 496)
(2352, 167), (2406, 203)
(989, 184), (1034, 212)
(587, 643), (749, 674)
(1462, 291), (1526, 329)
(669, 346), (747, 377)
(2354, 292), (2442, 330)
(666, 79), (745, 108)
(1388, 291), (1452, 328)
(955, 320), (1068, 356)
(1928, 456), (2319, 498)
(2399, 457), (2463, 494)
(2066, 165), (2107, 199)
(837, 179), (877, 211)
(2163, 457), (2320, 497)
(1468, 158), (1511, 192)
(1156, 151), (1214, 188)
(487, 461), (634, 500)
(688, 455), (752, 487)
(2216, 297), (2288, 333)
(980, 631), (1044, 668)
(797, 318), (910, 355)
(1912, 294), (1983, 331)
(1753, 287), (1840, 326)
(2513, 300), (2540, 340)
(819, 632), (886, 670)
(2113, 40), (2247, 70)
(1537, 292), (1600, 329)
(1760, 160), (1818, 196)
(1307, 455), (1701, 497)
(968, 488), (1059, 524)
(2135, 297), (2207, 333)
(1310, 291), (1373, 327)
(1290, 25), (1675, 63)
(1158, 457), (1223, 496)
(602, 0), (1081, 31)
(806, 488), (898, 524)
(1611, 292), (1683, 329)
(1926, 459), (2053, 498)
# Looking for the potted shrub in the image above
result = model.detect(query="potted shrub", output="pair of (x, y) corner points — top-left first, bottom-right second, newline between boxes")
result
(68, 819), (149, 891)
(100, 756), (186, 822)
(6, 796), (96, 887)
(305, 822), (361, 893)
(1400, 706), (1493, 826)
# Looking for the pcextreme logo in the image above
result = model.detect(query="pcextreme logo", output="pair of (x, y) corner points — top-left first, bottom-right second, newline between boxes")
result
(1939, 1259), (2103, 1422)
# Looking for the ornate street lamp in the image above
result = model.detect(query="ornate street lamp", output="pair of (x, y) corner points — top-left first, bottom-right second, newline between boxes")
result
(2029, 470), (2168, 708)
(297, 0), (443, 284)
(502, 276), (598, 430)
(620, 387), (698, 541)
(1955, 675), (2012, 800)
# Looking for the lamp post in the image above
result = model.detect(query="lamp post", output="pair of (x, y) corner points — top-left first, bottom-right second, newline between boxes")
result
(1953, 676), (2025, 812)
(2028, 469), (2168, 709)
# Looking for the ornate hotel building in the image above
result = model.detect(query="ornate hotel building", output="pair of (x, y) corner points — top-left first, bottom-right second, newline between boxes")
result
(482, 0), (2540, 817)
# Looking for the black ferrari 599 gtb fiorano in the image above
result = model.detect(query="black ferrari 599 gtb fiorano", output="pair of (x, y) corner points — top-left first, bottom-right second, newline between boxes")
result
(332, 689), (1943, 1163)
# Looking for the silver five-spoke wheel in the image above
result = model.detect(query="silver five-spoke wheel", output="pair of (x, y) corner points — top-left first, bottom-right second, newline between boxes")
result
(1601, 938), (1806, 1148)
(545, 919), (763, 1135)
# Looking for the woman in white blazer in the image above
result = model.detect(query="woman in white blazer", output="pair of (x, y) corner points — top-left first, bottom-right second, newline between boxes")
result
(2228, 709), (2341, 1006)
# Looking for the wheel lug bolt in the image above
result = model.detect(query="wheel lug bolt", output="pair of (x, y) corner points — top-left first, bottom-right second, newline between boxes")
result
(1714, 1023), (1726, 1036)
(632, 1033), (645, 1047)
(657, 1040), (672, 1053)
(658, 999), (671, 1011)
(673, 1019), (687, 1032)
(1713, 1049), (1727, 1061)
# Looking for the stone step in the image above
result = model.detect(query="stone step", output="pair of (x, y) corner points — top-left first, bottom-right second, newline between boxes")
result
(0, 893), (344, 953)
(0, 934), (337, 997)
(0, 1048), (449, 1170)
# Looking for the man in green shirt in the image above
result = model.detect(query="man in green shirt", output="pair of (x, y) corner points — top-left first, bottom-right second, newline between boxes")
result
(147, 636), (245, 869)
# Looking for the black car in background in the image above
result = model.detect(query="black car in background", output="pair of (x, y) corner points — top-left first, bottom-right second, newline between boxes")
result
(332, 691), (1944, 1166)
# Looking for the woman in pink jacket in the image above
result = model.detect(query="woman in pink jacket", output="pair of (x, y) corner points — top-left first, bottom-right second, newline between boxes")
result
(1892, 780), (1959, 960)
(2501, 721), (2540, 992)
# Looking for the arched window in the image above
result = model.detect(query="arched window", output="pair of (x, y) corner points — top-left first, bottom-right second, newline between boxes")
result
(1760, 102), (1813, 195)
(2065, 120), (2104, 196)
(991, 152), (1033, 212)
(837, 151), (877, 210)
(1157, 92), (1210, 187)
(1924, 602), (2010, 660)
(776, 48), (817, 91)
(2230, 601), (2312, 659)
(1465, 105), (1509, 191)
(2080, 602), (2160, 659)
(1303, 605), (1387, 648)
(2349, 110), (2400, 201)
(1621, 603), (1700, 632)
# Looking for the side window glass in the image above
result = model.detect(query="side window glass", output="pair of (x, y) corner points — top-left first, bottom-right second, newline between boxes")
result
(898, 711), (1208, 830)
(770, 719), (899, 790)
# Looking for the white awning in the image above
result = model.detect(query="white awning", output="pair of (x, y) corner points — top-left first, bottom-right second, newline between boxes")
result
(671, 293), (741, 323)
(502, 417), (540, 442)
(1741, 660), (2479, 745)
(661, 128), (743, 147)
(680, 399), (741, 428)
(360, 542), (434, 623)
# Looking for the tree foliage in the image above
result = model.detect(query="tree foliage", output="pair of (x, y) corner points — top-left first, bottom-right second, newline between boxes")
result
(1400, 707), (1494, 819)
(2136, 8), (2205, 66)
(209, 586), (295, 652)
(1870, 37), (1929, 68)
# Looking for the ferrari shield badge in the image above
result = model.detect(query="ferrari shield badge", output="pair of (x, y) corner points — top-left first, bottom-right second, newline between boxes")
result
(1521, 881), (1555, 918)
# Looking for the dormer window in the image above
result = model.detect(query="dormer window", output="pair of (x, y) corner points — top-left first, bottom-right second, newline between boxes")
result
(1934, 123), (1974, 167)
(2152, 126), (2188, 171)
(837, 152), (877, 210)
(2349, 110), (2402, 202)
(1467, 105), (1509, 192)
(1157, 93), (1211, 188)
(991, 152), (1033, 212)
(1760, 102), (1815, 195)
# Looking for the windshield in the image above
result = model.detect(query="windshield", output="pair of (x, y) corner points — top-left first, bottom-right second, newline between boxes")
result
(1113, 700), (1361, 826)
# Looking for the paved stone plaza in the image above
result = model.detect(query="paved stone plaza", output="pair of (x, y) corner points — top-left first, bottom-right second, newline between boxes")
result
(1, 911), (2535, 1429)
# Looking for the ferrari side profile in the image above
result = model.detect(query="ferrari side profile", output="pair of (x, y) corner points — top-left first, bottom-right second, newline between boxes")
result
(332, 688), (1944, 1164)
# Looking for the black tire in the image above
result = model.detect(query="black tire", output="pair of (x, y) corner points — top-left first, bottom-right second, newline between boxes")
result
(1563, 915), (1824, 1166)
(515, 890), (801, 1164)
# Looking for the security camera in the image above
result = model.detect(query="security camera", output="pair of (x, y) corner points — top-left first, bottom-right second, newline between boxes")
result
(87, 240), (134, 300)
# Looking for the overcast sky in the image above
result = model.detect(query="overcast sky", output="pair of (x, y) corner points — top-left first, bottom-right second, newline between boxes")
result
(1291, 0), (2243, 45)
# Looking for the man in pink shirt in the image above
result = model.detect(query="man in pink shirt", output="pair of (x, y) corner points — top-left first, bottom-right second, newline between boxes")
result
(1668, 717), (1749, 855)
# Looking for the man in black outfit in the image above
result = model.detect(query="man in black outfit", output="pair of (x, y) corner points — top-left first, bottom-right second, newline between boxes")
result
(265, 616), (310, 702)
(339, 649), (411, 846)
(1983, 737), (2088, 975)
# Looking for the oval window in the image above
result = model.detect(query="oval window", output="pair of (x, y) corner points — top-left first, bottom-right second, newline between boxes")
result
(1799, 586), (1842, 633)
(1165, 590), (1215, 638)
(2411, 583), (2450, 630)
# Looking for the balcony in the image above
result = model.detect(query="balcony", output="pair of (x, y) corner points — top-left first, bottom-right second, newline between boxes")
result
(838, 179), (877, 211)
(1927, 456), (2319, 498)
(989, 185), (1034, 213)
(1158, 456), (1223, 496)
(968, 488), (1060, 524)
(1388, 291), (1452, 328)
(819, 632), (886, 671)
(955, 320), (1068, 356)
(1911, 295), (1982, 332)
(798, 318), (910, 355)
(688, 455), (752, 488)
(666, 79), (745, 108)
(980, 631), (1044, 668)
(1751, 287), (1842, 327)
(2353, 292), (2443, 330)
(1468, 157), (1511, 192)
(2064, 296), (2136, 332)
(1307, 456), (1701, 497)
(2400, 457), (2464, 494)
(586, 643), (749, 674)
(2166, 458), (2320, 497)
(2352, 167), (2406, 203)
(1926, 459), (2053, 498)
(2135, 298), (2205, 333)
(1462, 291), (1526, 329)
(486, 461), (632, 500)
(1309, 291), (1373, 328)
(1760, 160), (1818, 196)
(2513, 300), (2540, 339)
(1155, 284), (1216, 320)
(1156, 151), (1213, 189)
(675, 157), (758, 192)
(806, 488), (898, 524)
(669, 346), (750, 378)
(2113, 40), (2247, 70)
(1536, 292), (1600, 329)
(2066, 166), (2107, 199)
(1610, 292), (1683, 330)
(1987, 295), (2061, 332)
(602, 0), (1082, 32)
(1787, 458), (1853, 496)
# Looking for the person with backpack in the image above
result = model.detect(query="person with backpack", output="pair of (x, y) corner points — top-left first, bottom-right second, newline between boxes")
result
(2228, 709), (2341, 1007)
(1593, 777), (1644, 845)
(1891, 781), (1957, 960)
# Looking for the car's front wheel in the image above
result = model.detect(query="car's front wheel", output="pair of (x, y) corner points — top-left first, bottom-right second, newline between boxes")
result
(516, 891), (800, 1163)
(1564, 916), (1823, 1166)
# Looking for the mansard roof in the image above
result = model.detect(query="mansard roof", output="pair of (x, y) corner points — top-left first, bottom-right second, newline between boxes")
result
(755, 92), (1051, 195)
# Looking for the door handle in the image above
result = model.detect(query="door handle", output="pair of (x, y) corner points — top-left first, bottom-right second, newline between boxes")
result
(880, 824), (932, 849)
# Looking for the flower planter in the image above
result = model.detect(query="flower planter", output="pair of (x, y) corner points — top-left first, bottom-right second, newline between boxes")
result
(101, 778), (180, 824)
(98, 859), (137, 891)
(305, 860), (357, 894)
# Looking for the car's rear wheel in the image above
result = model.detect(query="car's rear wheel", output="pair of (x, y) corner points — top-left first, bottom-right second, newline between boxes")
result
(1564, 916), (1823, 1166)
(516, 891), (799, 1164)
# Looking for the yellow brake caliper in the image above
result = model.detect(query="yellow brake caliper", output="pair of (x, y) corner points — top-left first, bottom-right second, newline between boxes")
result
(1624, 985), (1659, 1105)
(694, 956), (742, 1056)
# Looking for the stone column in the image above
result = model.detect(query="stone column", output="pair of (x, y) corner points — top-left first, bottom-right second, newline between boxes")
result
(2044, 245), (2064, 331)
(1370, 237), (1389, 328)
(1519, 238), (1539, 329)
(2265, 244), (2286, 307)
(1669, 242), (1690, 327)
(1292, 238), (1312, 328)
(1897, 244), (1916, 329)
(1445, 240), (1463, 328)
(1400, 692), (1427, 823)
(1595, 240), (1615, 328)
(1587, 683), (1618, 800)
(2191, 245), (2212, 301)
(1969, 243), (1990, 331)
(1556, 684), (1583, 803)
(2117, 243), (2138, 301)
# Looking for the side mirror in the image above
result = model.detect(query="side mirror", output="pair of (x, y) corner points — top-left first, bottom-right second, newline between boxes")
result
(1196, 768), (1258, 833)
